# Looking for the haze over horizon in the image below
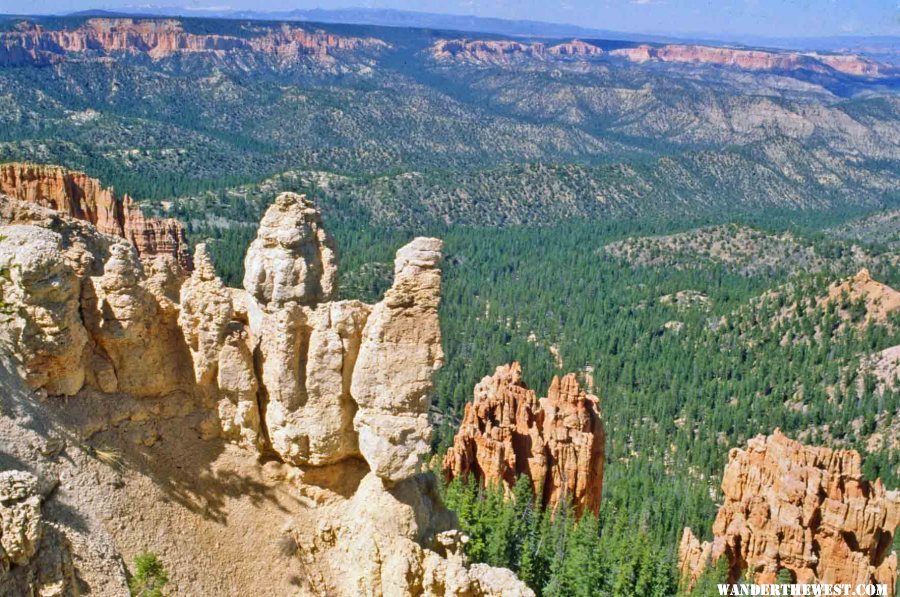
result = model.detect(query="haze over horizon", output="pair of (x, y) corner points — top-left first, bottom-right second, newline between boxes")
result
(6, 0), (900, 40)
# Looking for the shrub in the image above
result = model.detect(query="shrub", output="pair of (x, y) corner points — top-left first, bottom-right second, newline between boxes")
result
(129, 551), (169, 597)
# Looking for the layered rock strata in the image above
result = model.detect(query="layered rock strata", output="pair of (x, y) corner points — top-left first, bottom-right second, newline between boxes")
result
(0, 162), (191, 270)
(442, 362), (605, 516)
(611, 44), (891, 77)
(0, 18), (387, 66)
(429, 38), (891, 77)
(679, 431), (899, 594)
(0, 187), (529, 595)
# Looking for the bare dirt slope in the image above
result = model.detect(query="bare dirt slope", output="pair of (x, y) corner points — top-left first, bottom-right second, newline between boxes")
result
(0, 354), (339, 596)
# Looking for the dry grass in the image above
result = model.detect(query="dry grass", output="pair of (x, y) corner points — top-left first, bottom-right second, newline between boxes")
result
(93, 446), (124, 469)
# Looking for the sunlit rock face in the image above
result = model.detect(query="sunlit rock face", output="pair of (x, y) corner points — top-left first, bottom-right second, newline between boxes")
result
(442, 362), (606, 516)
(1, 184), (534, 596)
(1, 189), (444, 478)
(0, 19), (388, 66)
(0, 162), (191, 270)
(679, 430), (899, 594)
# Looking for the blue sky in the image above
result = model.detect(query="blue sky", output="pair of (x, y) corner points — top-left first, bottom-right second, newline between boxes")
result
(9, 0), (900, 38)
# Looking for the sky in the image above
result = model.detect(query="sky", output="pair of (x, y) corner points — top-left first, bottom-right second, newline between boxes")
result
(5, 0), (900, 39)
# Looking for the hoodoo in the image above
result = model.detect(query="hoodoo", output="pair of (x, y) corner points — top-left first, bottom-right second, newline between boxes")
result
(0, 185), (532, 595)
(442, 362), (606, 516)
(679, 431), (899, 594)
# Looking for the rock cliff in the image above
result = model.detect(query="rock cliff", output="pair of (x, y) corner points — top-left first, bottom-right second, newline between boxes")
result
(679, 431), (899, 593)
(428, 37), (891, 77)
(442, 362), (605, 516)
(0, 18), (387, 66)
(0, 162), (191, 271)
(611, 44), (892, 77)
(0, 470), (79, 594)
(0, 187), (531, 595)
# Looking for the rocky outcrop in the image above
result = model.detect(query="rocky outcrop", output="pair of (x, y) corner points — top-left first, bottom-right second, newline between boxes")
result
(609, 44), (654, 63)
(0, 19), (387, 66)
(0, 471), (43, 572)
(0, 186), (441, 473)
(428, 37), (891, 77)
(351, 237), (444, 482)
(431, 39), (545, 63)
(431, 39), (604, 63)
(679, 431), (899, 593)
(243, 191), (337, 309)
(442, 362), (605, 516)
(0, 470), (77, 595)
(309, 472), (533, 596)
(548, 40), (604, 57)
(0, 187), (531, 595)
(180, 244), (263, 450)
(0, 162), (191, 270)
(822, 268), (900, 324)
(610, 44), (893, 77)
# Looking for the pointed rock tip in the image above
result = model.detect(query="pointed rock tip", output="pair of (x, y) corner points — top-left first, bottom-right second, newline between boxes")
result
(393, 236), (443, 275)
(192, 243), (219, 281)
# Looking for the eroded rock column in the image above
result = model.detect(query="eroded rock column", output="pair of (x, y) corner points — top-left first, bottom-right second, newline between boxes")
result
(442, 362), (605, 516)
(679, 431), (899, 593)
(351, 237), (444, 483)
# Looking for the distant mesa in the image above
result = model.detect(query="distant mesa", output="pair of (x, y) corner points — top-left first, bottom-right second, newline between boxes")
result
(611, 44), (893, 77)
(430, 36), (892, 77)
(430, 38), (604, 64)
(0, 18), (388, 66)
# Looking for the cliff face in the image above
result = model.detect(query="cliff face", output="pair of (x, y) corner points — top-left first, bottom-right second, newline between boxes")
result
(0, 162), (191, 271)
(0, 18), (387, 66)
(679, 431), (899, 594)
(428, 37), (891, 77)
(442, 362), (605, 516)
(0, 188), (531, 595)
(611, 44), (891, 77)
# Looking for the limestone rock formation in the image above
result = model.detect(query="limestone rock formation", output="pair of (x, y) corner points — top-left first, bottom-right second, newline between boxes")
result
(0, 470), (43, 571)
(679, 431), (899, 593)
(81, 242), (190, 397)
(180, 244), (263, 449)
(0, 183), (534, 595)
(304, 471), (534, 596)
(1, 185), (444, 478)
(0, 162), (191, 270)
(430, 39), (547, 63)
(609, 44), (893, 77)
(822, 268), (900, 324)
(428, 38), (892, 77)
(242, 192), (337, 310)
(442, 362), (605, 516)
(0, 224), (91, 396)
(0, 470), (77, 595)
(549, 40), (605, 57)
(0, 18), (387, 67)
(352, 237), (444, 483)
